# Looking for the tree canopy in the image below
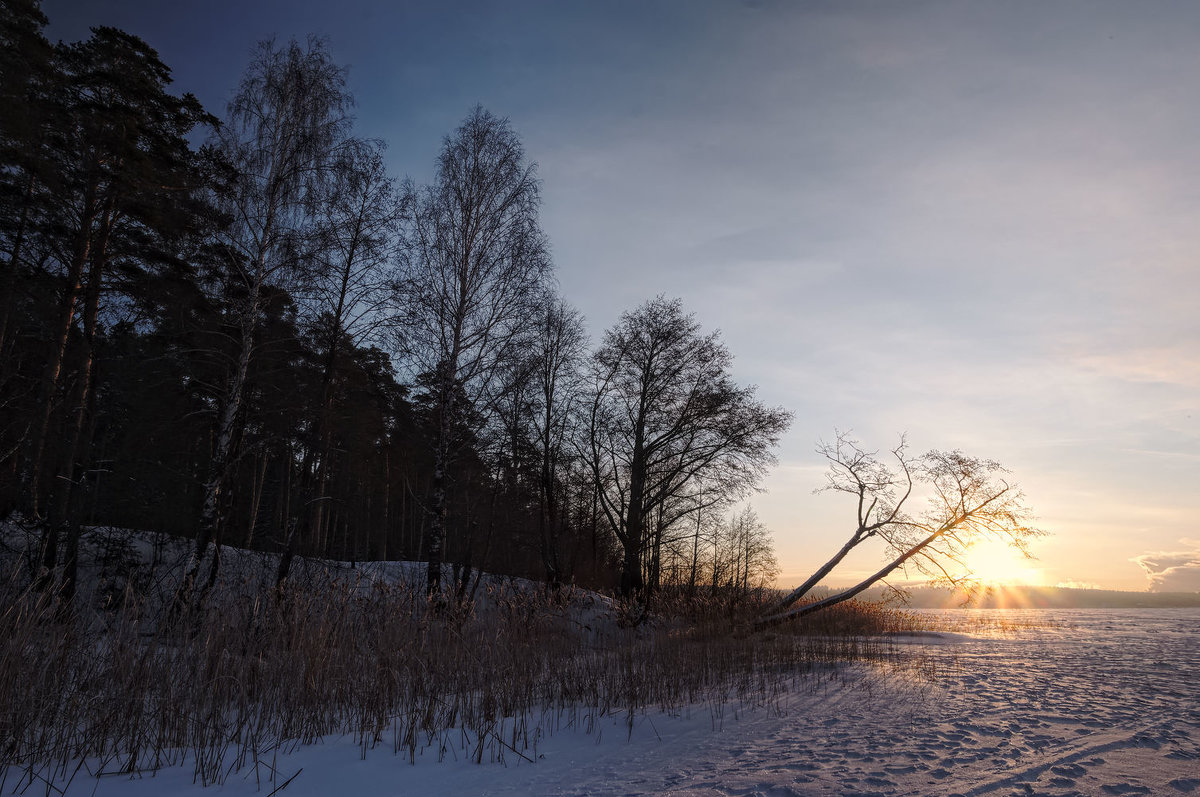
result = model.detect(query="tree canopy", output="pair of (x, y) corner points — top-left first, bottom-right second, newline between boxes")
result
(585, 296), (792, 596)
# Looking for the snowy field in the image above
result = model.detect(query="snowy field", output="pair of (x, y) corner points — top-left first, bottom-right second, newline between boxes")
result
(18, 607), (1198, 797)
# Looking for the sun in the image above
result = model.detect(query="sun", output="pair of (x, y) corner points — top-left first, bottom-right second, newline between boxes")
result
(965, 538), (1045, 586)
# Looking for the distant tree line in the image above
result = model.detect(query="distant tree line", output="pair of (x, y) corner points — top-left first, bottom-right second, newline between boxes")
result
(0, 2), (790, 605)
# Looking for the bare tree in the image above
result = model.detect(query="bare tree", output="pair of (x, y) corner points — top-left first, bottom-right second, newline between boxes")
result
(306, 139), (402, 377)
(683, 491), (722, 596)
(530, 296), (587, 588)
(757, 432), (1043, 626)
(585, 296), (791, 597)
(397, 106), (551, 595)
(645, 486), (729, 594)
(276, 137), (402, 583)
(188, 37), (352, 597)
(724, 505), (779, 595)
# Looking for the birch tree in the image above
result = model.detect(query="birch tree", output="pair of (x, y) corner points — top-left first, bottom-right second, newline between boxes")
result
(274, 138), (401, 583)
(757, 433), (1043, 626)
(188, 37), (352, 596)
(397, 106), (551, 595)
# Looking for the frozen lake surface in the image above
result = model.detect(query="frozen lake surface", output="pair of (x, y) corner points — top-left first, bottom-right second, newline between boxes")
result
(769, 607), (1200, 797)
(527, 607), (1200, 797)
(21, 608), (1200, 796)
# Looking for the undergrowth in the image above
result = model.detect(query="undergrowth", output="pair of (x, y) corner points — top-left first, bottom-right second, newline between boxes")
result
(0, 543), (926, 794)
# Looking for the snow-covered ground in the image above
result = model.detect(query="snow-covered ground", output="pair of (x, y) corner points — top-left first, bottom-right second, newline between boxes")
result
(17, 607), (1198, 797)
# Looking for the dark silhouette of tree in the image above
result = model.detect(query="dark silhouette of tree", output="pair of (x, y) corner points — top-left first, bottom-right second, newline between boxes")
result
(189, 36), (353, 597)
(307, 139), (401, 378)
(397, 106), (551, 595)
(585, 296), (791, 597)
(286, 138), (402, 578)
(0, 0), (54, 518)
(530, 296), (587, 588)
(720, 505), (779, 596)
(0, 0), (52, 367)
(0, 23), (213, 602)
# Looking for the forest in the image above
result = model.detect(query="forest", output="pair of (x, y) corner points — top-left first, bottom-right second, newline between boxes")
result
(0, 1), (793, 608)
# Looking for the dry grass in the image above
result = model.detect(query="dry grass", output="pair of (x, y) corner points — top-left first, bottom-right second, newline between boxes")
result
(0, 541), (925, 794)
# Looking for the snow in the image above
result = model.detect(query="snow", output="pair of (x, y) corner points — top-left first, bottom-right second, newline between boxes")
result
(11, 607), (1197, 797)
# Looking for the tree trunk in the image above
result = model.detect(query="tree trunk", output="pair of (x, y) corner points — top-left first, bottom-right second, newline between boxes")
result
(767, 528), (866, 616)
(0, 171), (37, 365)
(756, 527), (946, 628)
(244, 451), (268, 548)
(424, 432), (449, 596)
(381, 449), (390, 561)
(687, 508), (701, 599)
(539, 434), (561, 588)
(619, 443), (647, 596)
(52, 199), (113, 606)
(648, 513), (663, 595)
(423, 360), (457, 596)
(29, 182), (99, 520)
(188, 302), (256, 596)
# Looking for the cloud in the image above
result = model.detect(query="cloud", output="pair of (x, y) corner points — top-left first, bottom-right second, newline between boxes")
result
(1131, 539), (1200, 592)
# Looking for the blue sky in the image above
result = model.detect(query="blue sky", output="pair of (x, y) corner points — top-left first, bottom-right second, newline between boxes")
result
(45, 0), (1200, 591)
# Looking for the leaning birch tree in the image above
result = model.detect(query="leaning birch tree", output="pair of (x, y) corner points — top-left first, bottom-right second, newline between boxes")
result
(757, 432), (1043, 626)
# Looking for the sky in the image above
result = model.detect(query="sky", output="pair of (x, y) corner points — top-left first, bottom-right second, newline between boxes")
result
(42, 0), (1200, 592)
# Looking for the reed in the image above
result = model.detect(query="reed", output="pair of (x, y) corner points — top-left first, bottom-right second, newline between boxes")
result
(0, 537), (924, 794)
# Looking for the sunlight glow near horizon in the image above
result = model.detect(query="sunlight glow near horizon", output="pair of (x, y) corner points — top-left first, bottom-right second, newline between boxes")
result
(965, 538), (1046, 588)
